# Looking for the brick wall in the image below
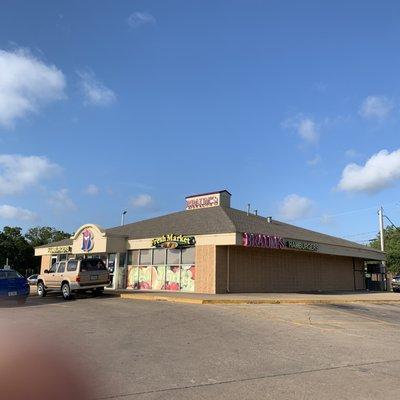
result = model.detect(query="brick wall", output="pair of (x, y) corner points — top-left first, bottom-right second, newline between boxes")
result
(195, 245), (216, 293)
(217, 246), (363, 293)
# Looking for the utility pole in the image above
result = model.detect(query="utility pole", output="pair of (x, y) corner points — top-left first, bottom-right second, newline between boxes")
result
(378, 206), (385, 252)
(378, 206), (388, 291)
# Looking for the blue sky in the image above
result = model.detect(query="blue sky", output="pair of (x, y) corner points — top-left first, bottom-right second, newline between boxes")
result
(1, 0), (400, 244)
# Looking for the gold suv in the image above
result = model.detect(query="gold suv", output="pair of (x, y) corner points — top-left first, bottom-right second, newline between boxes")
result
(37, 258), (110, 300)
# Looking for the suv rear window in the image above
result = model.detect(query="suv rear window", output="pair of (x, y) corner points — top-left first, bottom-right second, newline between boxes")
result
(80, 259), (107, 272)
(67, 260), (78, 272)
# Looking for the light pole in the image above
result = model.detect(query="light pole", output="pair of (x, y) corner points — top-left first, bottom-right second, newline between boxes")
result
(378, 206), (388, 291)
(121, 210), (127, 226)
(378, 206), (385, 252)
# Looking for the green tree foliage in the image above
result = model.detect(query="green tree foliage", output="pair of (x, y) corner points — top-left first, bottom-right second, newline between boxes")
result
(0, 227), (34, 273)
(0, 226), (71, 274)
(370, 226), (400, 274)
(25, 226), (71, 247)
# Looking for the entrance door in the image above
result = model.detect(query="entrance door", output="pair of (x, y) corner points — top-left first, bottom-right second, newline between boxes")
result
(107, 253), (116, 289)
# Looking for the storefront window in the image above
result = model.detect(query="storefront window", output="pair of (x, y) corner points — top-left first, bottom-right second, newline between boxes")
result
(182, 247), (195, 264)
(127, 250), (139, 265)
(126, 246), (196, 293)
(153, 248), (166, 265)
(139, 249), (152, 265)
(167, 249), (180, 264)
(119, 253), (126, 268)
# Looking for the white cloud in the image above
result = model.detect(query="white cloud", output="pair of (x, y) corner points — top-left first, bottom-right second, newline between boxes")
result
(320, 213), (334, 225)
(345, 149), (360, 159)
(77, 70), (116, 106)
(279, 194), (314, 221)
(0, 48), (66, 128)
(307, 155), (321, 166)
(48, 188), (76, 210)
(359, 95), (393, 119)
(127, 12), (156, 28)
(130, 194), (153, 208)
(283, 115), (319, 144)
(337, 149), (400, 193)
(84, 184), (99, 195)
(0, 204), (37, 221)
(0, 154), (60, 196)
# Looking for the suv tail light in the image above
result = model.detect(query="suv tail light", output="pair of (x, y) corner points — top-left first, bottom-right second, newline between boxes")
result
(76, 276), (80, 282)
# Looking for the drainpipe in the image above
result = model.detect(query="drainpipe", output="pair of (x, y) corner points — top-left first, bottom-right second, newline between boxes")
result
(226, 246), (230, 293)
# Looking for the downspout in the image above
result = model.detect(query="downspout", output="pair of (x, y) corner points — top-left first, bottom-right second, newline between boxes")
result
(352, 257), (356, 291)
(226, 246), (230, 293)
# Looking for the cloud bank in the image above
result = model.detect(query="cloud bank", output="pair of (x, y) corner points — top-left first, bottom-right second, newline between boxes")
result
(0, 48), (66, 128)
(0, 154), (60, 196)
(337, 149), (400, 193)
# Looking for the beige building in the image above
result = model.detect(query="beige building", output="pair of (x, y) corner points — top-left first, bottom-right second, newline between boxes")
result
(34, 190), (385, 293)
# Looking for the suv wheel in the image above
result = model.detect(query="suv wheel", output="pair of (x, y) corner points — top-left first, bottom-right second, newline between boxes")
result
(61, 283), (71, 300)
(37, 282), (47, 297)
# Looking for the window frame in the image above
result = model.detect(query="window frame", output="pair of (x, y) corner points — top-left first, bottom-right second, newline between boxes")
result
(57, 261), (66, 273)
(67, 259), (78, 272)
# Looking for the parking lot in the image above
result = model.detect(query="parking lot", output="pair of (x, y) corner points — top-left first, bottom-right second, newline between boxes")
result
(2, 294), (400, 399)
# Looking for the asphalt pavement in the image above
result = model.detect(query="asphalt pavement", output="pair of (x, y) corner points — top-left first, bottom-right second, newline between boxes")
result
(1, 294), (400, 399)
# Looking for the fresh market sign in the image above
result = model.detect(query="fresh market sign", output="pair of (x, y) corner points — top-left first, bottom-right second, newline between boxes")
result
(242, 233), (318, 252)
(152, 234), (196, 249)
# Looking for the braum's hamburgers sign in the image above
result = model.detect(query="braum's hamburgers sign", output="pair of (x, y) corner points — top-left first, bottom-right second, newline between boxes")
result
(242, 232), (318, 252)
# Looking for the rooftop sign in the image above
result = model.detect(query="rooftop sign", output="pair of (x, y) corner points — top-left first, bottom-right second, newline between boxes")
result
(185, 190), (231, 210)
(242, 233), (318, 252)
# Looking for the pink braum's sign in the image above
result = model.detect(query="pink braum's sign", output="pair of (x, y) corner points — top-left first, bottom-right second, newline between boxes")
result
(242, 232), (286, 249)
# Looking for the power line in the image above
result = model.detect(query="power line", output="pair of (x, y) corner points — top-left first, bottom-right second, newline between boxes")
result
(343, 230), (378, 238)
(294, 201), (400, 224)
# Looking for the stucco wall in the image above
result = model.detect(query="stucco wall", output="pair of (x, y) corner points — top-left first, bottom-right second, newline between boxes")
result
(40, 255), (52, 275)
(218, 246), (365, 293)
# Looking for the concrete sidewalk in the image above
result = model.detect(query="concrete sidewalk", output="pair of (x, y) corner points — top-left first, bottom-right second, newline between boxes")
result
(113, 290), (400, 305)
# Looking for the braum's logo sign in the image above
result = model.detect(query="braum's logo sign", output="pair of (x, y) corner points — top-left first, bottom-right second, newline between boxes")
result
(152, 234), (196, 249)
(81, 228), (94, 252)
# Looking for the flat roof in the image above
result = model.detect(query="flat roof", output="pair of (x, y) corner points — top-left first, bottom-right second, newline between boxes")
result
(185, 189), (232, 198)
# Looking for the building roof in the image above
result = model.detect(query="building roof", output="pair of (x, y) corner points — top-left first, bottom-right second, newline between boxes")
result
(185, 189), (232, 198)
(41, 206), (383, 258)
(106, 206), (382, 255)
(36, 238), (73, 249)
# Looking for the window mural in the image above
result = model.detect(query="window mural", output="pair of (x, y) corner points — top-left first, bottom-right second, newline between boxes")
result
(126, 247), (196, 292)
(127, 264), (195, 292)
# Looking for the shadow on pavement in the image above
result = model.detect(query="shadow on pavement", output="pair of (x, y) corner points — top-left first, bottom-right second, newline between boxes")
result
(0, 292), (117, 309)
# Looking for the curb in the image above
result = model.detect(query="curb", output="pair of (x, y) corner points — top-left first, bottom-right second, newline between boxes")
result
(119, 293), (400, 305)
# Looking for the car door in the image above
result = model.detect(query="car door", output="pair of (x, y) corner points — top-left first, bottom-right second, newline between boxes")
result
(46, 262), (59, 288)
(54, 261), (66, 289)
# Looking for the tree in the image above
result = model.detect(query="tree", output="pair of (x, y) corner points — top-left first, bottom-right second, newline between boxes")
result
(0, 227), (34, 274)
(370, 226), (400, 274)
(25, 226), (71, 247)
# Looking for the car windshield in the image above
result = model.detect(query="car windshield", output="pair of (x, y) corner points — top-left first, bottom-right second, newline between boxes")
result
(80, 259), (107, 272)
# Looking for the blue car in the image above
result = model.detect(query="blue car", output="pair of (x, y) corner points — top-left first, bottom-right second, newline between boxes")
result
(0, 268), (30, 303)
